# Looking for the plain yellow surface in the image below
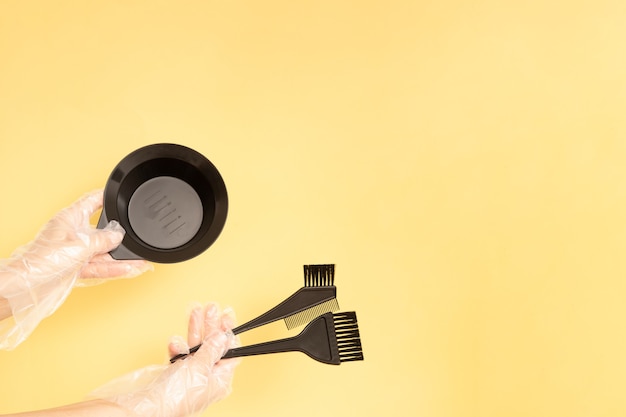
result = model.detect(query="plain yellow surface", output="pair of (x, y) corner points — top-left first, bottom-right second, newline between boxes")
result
(1, 0), (626, 416)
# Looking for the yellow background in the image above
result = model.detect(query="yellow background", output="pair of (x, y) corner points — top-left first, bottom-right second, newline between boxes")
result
(1, 1), (626, 416)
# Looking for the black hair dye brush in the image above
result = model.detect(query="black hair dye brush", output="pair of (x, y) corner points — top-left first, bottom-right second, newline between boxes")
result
(170, 264), (340, 363)
(222, 311), (363, 365)
(236, 264), (339, 333)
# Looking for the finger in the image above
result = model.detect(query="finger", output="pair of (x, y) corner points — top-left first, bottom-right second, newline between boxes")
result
(85, 221), (125, 254)
(79, 259), (151, 279)
(219, 307), (236, 332)
(80, 254), (153, 279)
(225, 330), (240, 350)
(168, 335), (190, 357)
(202, 303), (221, 340)
(218, 308), (240, 350)
(194, 330), (229, 365)
(192, 304), (229, 364)
(65, 190), (105, 226)
(187, 305), (204, 347)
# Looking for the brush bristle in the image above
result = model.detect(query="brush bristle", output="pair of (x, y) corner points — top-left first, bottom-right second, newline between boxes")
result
(303, 264), (335, 287)
(284, 298), (340, 330)
(333, 311), (364, 363)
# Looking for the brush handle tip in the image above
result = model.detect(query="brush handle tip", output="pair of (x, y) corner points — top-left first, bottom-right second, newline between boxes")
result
(170, 343), (201, 363)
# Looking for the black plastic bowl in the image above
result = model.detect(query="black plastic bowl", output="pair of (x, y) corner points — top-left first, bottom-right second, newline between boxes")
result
(97, 143), (228, 263)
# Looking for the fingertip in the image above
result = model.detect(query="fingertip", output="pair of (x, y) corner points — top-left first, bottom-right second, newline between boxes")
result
(85, 188), (105, 200)
(204, 302), (219, 318)
(220, 307), (237, 332)
(186, 301), (204, 315)
(74, 189), (105, 216)
(141, 261), (154, 273)
(90, 228), (124, 254)
(118, 260), (153, 278)
(168, 335), (190, 357)
(203, 303), (222, 335)
(104, 220), (125, 235)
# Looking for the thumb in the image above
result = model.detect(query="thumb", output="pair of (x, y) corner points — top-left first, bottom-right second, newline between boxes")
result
(88, 221), (125, 254)
(193, 331), (230, 367)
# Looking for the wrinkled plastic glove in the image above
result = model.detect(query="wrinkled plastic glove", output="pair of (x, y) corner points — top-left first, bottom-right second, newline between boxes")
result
(91, 303), (240, 417)
(0, 190), (152, 350)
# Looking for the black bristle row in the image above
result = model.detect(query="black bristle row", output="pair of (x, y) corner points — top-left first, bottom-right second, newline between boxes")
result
(303, 264), (335, 287)
(333, 311), (364, 363)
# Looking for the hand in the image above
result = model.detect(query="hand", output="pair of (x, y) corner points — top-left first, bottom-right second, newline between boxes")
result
(0, 190), (152, 349)
(92, 303), (240, 417)
(19, 189), (150, 281)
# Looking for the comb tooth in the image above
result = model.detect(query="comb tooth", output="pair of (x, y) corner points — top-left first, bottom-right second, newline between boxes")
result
(284, 298), (340, 330)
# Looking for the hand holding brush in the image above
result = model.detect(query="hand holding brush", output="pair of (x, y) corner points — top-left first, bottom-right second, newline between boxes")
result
(169, 265), (364, 366)
(170, 264), (340, 363)
(90, 303), (240, 417)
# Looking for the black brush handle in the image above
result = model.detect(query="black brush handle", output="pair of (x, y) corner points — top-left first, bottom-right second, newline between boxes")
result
(221, 335), (302, 359)
(222, 313), (335, 364)
(171, 335), (302, 363)
(232, 286), (336, 334)
(172, 313), (340, 365)
(169, 286), (336, 363)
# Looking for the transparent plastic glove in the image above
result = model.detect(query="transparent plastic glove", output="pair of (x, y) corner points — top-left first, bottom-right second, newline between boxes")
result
(91, 303), (240, 417)
(0, 190), (152, 350)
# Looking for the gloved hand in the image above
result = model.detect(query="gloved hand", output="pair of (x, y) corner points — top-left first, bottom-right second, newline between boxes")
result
(91, 303), (240, 417)
(0, 190), (152, 350)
